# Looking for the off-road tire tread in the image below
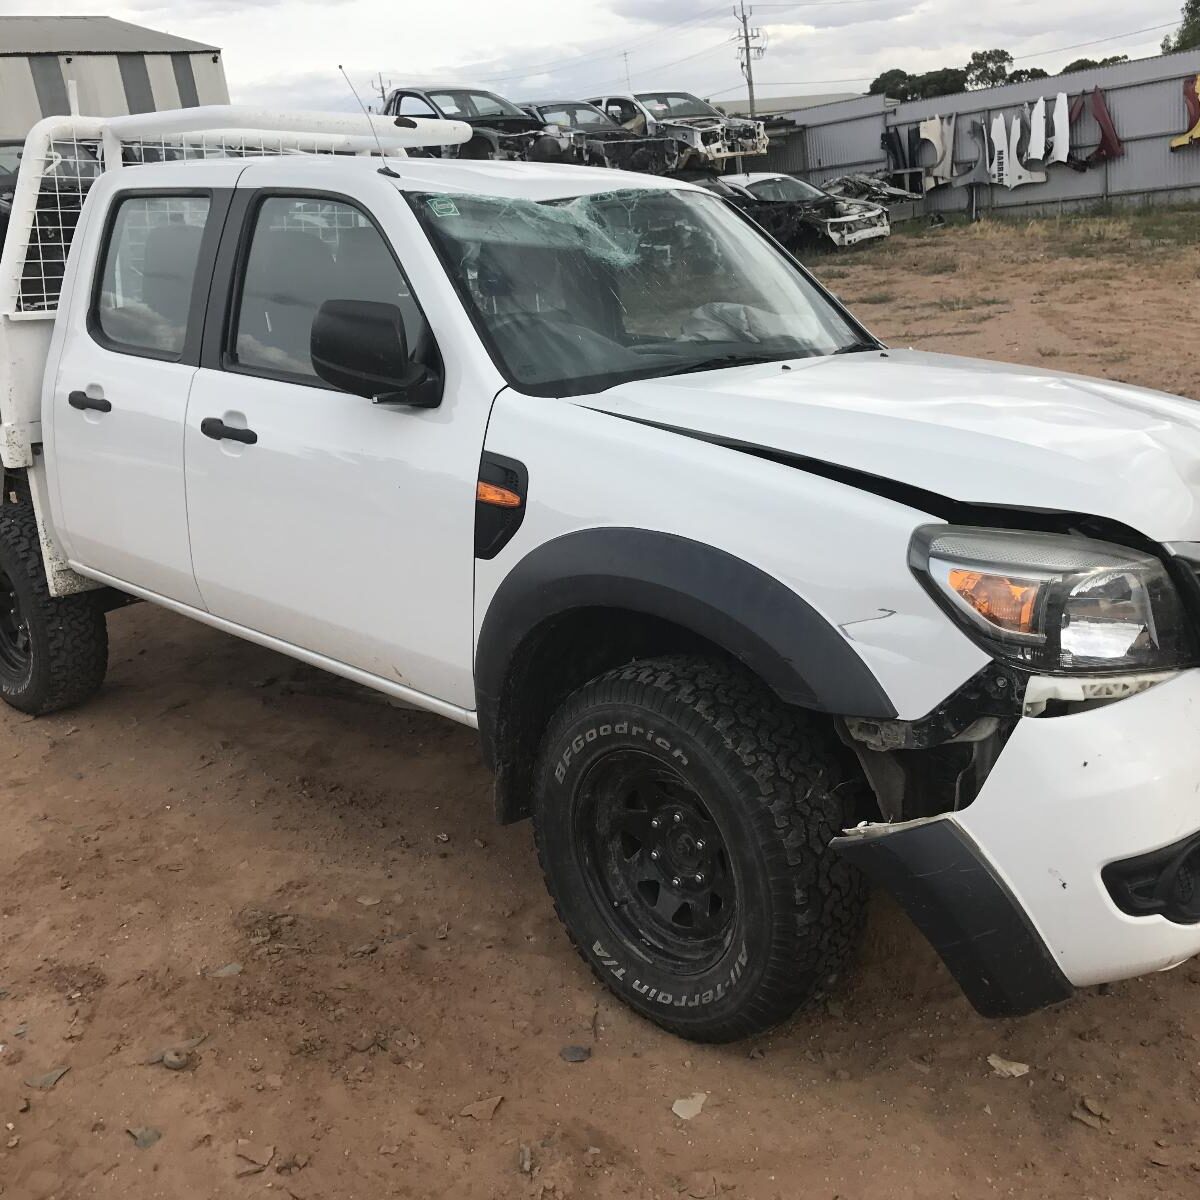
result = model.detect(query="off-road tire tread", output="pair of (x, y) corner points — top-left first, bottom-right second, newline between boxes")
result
(0, 499), (107, 714)
(532, 654), (867, 1042)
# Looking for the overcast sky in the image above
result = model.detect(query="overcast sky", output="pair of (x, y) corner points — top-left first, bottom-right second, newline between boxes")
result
(10, 0), (1185, 110)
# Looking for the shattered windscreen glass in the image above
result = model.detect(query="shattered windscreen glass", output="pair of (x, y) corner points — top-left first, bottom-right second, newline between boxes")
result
(409, 188), (864, 397)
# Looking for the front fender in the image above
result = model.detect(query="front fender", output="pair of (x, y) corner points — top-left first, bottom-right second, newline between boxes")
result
(474, 526), (897, 767)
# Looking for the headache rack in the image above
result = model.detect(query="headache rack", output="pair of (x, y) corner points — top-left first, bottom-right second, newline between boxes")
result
(0, 106), (469, 470)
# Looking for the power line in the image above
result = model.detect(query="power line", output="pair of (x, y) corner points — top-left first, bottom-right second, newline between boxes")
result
(577, 38), (738, 94)
(1010, 21), (1179, 61)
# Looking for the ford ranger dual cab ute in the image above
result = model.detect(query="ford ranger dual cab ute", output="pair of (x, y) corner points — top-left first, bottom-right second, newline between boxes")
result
(2, 108), (1200, 1043)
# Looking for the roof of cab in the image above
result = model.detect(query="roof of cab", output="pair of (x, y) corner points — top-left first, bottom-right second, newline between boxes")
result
(120, 153), (700, 202)
(389, 157), (697, 199)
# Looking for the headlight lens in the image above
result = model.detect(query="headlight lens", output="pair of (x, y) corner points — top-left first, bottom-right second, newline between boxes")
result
(910, 525), (1192, 673)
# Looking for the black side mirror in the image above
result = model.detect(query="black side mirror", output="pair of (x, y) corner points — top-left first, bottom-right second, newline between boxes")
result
(311, 299), (440, 407)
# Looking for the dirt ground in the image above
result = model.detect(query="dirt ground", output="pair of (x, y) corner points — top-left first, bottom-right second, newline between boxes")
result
(4, 208), (1200, 1200)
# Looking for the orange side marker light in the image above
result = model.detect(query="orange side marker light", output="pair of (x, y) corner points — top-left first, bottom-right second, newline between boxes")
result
(477, 480), (522, 508)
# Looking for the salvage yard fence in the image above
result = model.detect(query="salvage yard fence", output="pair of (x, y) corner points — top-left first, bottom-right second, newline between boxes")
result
(761, 48), (1200, 216)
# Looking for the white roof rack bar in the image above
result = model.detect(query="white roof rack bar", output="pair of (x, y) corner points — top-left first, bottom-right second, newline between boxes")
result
(96, 105), (471, 149)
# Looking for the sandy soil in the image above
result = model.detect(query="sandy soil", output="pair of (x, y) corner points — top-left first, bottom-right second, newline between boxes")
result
(4, 212), (1200, 1200)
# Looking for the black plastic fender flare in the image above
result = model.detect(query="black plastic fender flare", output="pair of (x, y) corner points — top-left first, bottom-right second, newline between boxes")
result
(474, 527), (897, 771)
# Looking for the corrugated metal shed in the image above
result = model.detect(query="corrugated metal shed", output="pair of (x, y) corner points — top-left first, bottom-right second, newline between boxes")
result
(761, 50), (1200, 214)
(0, 16), (228, 141)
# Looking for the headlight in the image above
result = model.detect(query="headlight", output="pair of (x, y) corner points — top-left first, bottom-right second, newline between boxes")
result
(909, 525), (1192, 673)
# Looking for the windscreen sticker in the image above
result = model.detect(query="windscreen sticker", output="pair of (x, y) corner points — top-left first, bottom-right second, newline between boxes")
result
(427, 197), (460, 218)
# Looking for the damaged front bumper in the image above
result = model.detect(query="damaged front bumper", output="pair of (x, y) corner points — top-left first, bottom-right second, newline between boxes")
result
(835, 669), (1200, 1016)
(823, 210), (890, 247)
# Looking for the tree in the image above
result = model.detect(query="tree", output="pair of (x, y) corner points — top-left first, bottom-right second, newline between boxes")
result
(869, 69), (914, 98)
(868, 66), (967, 100)
(1008, 67), (1049, 84)
(1060, 54), (1128, 73)
(1162, 0), (1200, 52)
(965, 48), (1013, 89)
(910, 68), (969, 98)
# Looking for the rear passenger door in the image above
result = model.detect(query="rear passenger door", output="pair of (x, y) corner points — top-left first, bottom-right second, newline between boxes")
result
(183, 169), (488, 709)
(48, 179), (233, 605)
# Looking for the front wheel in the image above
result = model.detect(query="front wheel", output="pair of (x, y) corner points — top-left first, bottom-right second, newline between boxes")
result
(0, 498), (107, 715)
(532, 656), (867, 1042)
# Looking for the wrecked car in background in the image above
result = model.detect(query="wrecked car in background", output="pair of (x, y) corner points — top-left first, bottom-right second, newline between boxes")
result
(678, 172), (819, 254)
(822, 172), (921, 208)
(383, 85), (564, 161)
(723, 171), (890, 248)
(587, 91), (767, 166)
(520, 100), (683, 175)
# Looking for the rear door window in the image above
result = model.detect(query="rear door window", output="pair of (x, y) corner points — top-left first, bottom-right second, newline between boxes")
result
(93, 194), (211, 357)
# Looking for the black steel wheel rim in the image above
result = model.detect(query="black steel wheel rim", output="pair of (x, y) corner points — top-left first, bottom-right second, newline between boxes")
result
(576, 749), (737, 972)
(0, 565), (30, 676)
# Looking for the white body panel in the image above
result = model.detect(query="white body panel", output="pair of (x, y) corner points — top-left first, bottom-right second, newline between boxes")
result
(1048, 92), (1070, 164)
(989, 113), (1009, 185)
(1026, 97), (1047, 162)
(1006, 114), (1046, 188)
(566, 350), (1200, 543)
(953, 670), (1200, 985)
(475, 386), (989, 722)
(182, 159), (502, 707)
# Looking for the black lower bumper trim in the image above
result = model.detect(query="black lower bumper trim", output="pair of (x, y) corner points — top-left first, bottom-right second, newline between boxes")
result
(833, 819), (1073, 1018)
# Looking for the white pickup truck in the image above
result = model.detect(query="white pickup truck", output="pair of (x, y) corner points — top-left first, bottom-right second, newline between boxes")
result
(4, 107), (1200, 1043)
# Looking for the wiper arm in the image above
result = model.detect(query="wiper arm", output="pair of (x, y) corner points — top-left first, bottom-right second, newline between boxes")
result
(657, 353), (790, 377)
(831, 340), (881, 355)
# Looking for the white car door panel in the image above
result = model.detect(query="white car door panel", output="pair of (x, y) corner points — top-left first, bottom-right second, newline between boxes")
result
(49, 184), (233, 605)
(183, 165), (502, 708)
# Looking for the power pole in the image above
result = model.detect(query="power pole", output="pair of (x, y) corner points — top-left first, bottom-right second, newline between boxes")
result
(734, 2), (765, 117)
(622, 50), (632, 90)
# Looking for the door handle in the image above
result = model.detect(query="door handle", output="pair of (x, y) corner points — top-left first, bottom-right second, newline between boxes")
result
(200, 417), (258, 445)
(67, 390), (111, 413)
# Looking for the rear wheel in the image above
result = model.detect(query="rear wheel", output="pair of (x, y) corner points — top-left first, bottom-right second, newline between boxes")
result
(0, 497), (107, 714)
(532, 655), (867, 1042)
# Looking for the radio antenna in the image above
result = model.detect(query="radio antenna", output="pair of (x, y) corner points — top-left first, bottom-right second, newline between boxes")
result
(339, 63), (401, 178)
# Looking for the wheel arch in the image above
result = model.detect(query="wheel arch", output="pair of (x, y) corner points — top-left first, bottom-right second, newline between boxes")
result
(475, 528), (896, 823)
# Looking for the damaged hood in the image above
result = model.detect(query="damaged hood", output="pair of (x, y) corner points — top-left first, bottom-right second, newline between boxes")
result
(579, 349), (1200, 541)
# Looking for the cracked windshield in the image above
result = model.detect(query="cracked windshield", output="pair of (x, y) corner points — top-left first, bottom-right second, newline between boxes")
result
(411, 188), (864, 396)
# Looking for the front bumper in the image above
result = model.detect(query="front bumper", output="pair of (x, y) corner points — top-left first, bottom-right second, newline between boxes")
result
(825, 216), (890, 247)
(835, 669), (1200, 1014)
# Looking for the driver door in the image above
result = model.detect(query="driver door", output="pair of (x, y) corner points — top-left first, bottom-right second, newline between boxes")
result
(182, 171), (487, 708)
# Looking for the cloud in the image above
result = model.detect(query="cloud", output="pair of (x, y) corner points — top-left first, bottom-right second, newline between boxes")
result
(8, 0), (1176, 113)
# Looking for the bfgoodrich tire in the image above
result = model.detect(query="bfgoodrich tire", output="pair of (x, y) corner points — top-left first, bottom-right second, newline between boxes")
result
(0, 497), (107, 715)
(532, 655), (867, 1042)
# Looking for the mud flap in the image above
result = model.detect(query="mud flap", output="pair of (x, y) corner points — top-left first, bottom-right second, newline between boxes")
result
(833, 818), (1073, 1017)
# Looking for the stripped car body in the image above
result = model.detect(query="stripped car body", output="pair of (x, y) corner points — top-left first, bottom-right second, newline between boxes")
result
(519, 101), (683, 175)
(722, 171), (890, 248)
(383, 86), (563, 162)
(822, 172), (921, 207)
(587, 91), (767, 165)
(675, 172), (817, 253)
